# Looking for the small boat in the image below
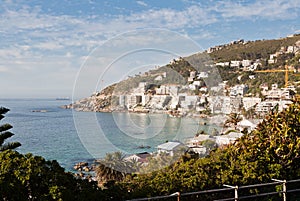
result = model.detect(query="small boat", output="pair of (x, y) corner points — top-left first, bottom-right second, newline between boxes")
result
(56, 97), (70, 100)
(137, 145), (151, 149)
(32, 110), (48, 113)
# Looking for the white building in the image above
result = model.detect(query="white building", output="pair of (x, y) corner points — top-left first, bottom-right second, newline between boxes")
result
(131, 82), (147, 94)
(186, 135), (214, 147)
(230, 84), (248, 96)
(190, 71), (196, 79)
(230, 60), (242, 68)
(248, 63), (259, 71)
(154, 75), (163, 81)
(242, 97), (261, 111)
(242, 60), (252, 67)
(157, 141), (187, 156)
(193, 80), (201, 86)
(237, 119), (257, 131)
(256, 100), (293, 113)
(216, 62), (230, 67)
(215, 132), (243, 146)
(287, 46), (299, 53)
(125, 152), (151, 163)
(197, 72), (209, 78)
(180, 95), (199, 109)
(249, 75), (255, 79)
(268, 54), (277, 64)
(188, 146), (207, 155)
(209, 96), (231, 114)
(156, 84), (179, 96)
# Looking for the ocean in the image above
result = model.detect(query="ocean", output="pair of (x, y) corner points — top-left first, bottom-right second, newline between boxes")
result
(0, 99), (214, 171)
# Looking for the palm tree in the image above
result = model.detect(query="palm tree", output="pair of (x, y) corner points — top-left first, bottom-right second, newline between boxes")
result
(0, 107), (21, 151)
(224, 113), (242, 130)
(95, 152), (133, 185)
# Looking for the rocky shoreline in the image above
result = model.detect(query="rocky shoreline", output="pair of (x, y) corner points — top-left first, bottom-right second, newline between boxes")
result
(73, 161), (96, 181)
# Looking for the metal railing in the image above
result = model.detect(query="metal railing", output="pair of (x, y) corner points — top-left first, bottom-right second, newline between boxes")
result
(127, 178), (300, 201)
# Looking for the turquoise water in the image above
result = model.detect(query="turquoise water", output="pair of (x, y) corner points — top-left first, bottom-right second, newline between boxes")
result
(0, 99), (211, 170)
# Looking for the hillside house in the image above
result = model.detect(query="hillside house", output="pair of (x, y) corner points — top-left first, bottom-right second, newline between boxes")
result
(230, 60), (241, 68)
(242, 97), (261, 111)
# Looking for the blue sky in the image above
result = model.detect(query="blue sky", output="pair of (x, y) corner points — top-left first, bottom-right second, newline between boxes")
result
(0, 0), (299, 98)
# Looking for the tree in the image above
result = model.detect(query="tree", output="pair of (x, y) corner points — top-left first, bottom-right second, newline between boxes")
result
(0, 107), (21, 151)
(0, 150), (104, 200)
(95, 152), (135, 185)
(114, 103), (300, 200)
(224, 113), (242, 130)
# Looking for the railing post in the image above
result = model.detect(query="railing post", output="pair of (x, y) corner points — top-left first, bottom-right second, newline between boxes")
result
(234, 185), (239, 201)
(283, 180), (286, 201)
(224, 184), (238, 201)
(170, 192), (180, 201)
(272, 178), (286, 201)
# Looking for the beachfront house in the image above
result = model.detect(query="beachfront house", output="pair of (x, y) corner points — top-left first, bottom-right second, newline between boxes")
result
(188, 146), (207, 156)
(215, 132), (243, 146)
(157, 141), (187, 156)
(125, 152), (151, 163)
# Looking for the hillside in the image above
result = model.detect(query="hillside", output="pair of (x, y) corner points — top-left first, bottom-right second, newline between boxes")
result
(65, 34), (300, 112)
(209, 34), (300, 61)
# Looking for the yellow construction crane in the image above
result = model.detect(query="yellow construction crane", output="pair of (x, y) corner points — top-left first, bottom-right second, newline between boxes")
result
(255, 65), (295, 88)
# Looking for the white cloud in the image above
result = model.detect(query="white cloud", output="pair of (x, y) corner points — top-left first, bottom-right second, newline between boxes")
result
(215, 0), (300, 20)
(33, 41), (64, 50)
(1, 0), (299, 98)
(124, 5), (217, 28)
(136, 1), (147, 7)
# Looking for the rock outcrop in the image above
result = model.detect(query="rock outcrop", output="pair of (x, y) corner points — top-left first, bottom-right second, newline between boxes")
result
(62, 84), (116, 112)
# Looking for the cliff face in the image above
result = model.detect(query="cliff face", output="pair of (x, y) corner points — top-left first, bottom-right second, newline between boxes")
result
(63, 95), (112, 112)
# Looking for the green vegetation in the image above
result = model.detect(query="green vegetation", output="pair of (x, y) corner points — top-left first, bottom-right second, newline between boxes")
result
(0, 107), (105, 200)
(0, 107), (21, 151)
(223, 113), (243, 129)
(210, 35), (300, 62)
(0, 150), (104, 200)
(95, 152), (137, 185)
(1, 101), (300, 200)
(107, 103), (300, 200)
(102, 35), (300, 99)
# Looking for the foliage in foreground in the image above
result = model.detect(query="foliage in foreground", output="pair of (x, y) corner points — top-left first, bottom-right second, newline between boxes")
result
(1, 103), (300, 200)
(111, 103), (300, 200)
(0, 150), (105, 200)
(0, 107), (21, 151)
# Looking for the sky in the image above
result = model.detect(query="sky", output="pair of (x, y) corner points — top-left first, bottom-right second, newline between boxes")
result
(0, 0), (300, 99)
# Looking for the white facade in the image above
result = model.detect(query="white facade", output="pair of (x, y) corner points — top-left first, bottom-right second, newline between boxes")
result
(230, 84), (248, 96)
(216, 62), (230, 67)
(197, 72), (209, 78)
(242, 97), (261, 111)
(157, 141), (187, 156)
(209, 96), (231, 114)
(190, 71), (196, 79)
(180, 95), (199, 109)
(230, 60), (241, 67)
(156, 85), (179, 96)
(215, 132), (243, 146)
(242, 60), (252, 67)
